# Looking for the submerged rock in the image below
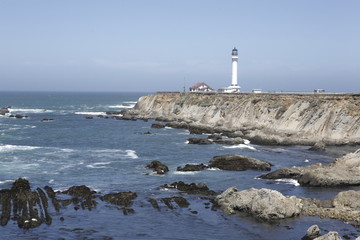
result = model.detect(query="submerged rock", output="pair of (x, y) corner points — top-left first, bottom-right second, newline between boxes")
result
(101, 192), (137, 207)
(187, 138), (213, 145)
(215, 187), (303, 220)
(146, 160), (169, 174)
(177, 163), (208, 172)
(161, 181), (216, 196)
(151, 122), (166, 128)
(209, 154), (272, 171)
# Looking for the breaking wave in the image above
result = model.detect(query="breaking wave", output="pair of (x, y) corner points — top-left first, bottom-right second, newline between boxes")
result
(74, 112), (106, 115)
(0, 144), (40, 152)
(223, 144), (257, 151)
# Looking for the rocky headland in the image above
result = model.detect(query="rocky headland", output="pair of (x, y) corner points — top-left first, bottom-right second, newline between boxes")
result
(125, 92), (360, 146)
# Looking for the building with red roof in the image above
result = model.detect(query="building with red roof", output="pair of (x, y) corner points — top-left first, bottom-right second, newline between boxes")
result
(189, 82), (214, 92)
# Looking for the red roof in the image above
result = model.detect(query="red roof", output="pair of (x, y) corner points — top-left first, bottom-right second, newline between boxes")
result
(190, 82), (214, 90)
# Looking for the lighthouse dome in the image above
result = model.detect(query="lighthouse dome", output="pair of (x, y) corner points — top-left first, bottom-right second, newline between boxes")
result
(232, 47), (238, 56)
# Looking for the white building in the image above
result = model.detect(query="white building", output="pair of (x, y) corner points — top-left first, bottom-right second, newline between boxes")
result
(222, 47), (241, 93)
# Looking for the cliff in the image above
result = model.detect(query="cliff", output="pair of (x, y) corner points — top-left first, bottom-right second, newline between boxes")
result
(129, 92), (360, 146)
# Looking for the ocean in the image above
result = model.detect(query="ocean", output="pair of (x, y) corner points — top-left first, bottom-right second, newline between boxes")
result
(0, 91), (359, 240)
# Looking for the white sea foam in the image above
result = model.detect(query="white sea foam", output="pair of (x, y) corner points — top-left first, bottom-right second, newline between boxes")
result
(243, 139), (251, 145)
(173, 171), (197, 175)
(10, 108), (53, 113)
(0, 180), (14, 185)
(207, 167), (220, 171)
(223, 144), (257, 151)
(86, 162), (112, 169)
(125, 149), (138, 159)
(108, 104), (135, 109)
(0, 144), (40, 152)
(74, 111), (106, 115)
(275, 179), (300, 186)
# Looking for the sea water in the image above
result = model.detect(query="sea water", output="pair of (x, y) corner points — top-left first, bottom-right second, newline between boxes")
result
(0, 91), (359, 240)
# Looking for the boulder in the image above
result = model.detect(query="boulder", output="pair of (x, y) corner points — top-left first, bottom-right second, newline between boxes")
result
(302, 225), (321, 240)
(188, 125), (213, 134)
(151, 122), (166, 128)
(314, 232), (342, 240)
(146, 160), (169, 174)
(105, 111), (122, 115)
(177, 163), (208, 172)
(187, 138), (213, 145)
(309, 142), (326, 152)
(0, 107), (10, 115)
(209, 154), (272, 171)
(215, 187), (303, 220)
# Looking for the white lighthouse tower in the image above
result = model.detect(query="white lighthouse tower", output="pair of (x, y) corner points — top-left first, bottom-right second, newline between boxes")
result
(225, 47), (241, 93)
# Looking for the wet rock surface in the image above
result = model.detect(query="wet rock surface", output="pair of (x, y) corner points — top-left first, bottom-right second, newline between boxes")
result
(101, 192), (137, 207)
(187, 137), (213, 145)
(177, 163), (208, 172)
(146, 160), (169, 174)
(261, 149), (360, 187)
(209, 154), (272, 171)
(161, 181), (217, 196)
(151, 122), (166, 128)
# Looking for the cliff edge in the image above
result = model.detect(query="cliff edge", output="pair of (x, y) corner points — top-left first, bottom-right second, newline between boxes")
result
(129, 92), (360, 146)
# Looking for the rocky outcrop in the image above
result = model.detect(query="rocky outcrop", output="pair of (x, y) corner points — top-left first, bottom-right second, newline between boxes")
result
(161, 181), (216, 196)
(216, 185), (360, 224)
(261, 149), (360, 187)
(302, 225), (321, 240)
(187, 137), (213, 145)
(177, 163), (208, 172)
(151, 122), (165, 128)
(209, 154), (272, 171)
(127, 92), (360, 145)
(215, 187), (302, 220)
(146, 160), (169, 174)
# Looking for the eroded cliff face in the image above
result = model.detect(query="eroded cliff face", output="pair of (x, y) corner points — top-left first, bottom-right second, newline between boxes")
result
(130, 92), (360, 145)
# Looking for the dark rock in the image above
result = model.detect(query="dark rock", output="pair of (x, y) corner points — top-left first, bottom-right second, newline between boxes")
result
(309, 141), (326, 152)
(209, 154), (272, 171)
(213, 137), (244, 145)
(187, 138), (213, 145)
(10, 114), (28, 119)
(100, 192), (137, 207)
(161, 196), (190, 209)
(146, 161), (169, 174)
(148, 198), (160, 210)
(165, 121), (189, 129)
(188, 125), (213, 135)
(207, 134), (222, 140)
(105, 111), (122, 115)
(222, 131), (244, 138)
(0, 178), (52, 229)
(260, 167), (303, 179)
(143, 131), (152, 135)
(85, 116), (93, 119)
(62, 185), (97, 210)
(44, 186), (61, 212)
(151, 122), (165, 128)
(177, 163), (208, 172)
(41, 118), (54, 122)
(162, 181), (216, 196)
(122, 208), (135, 215)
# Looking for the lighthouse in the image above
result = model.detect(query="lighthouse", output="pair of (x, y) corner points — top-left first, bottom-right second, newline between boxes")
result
(227, 47), (241, 92)
(222, 47), (240, 93)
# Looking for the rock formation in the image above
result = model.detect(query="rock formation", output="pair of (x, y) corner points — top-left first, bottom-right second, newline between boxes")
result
(260, 149), (360, 187)
(209, 154), (272, 171)
(146, 160), (169, 174)
(127, 92), (360, 146)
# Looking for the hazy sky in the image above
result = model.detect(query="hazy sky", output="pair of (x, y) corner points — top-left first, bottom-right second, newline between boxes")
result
(0, 1), (359, 92)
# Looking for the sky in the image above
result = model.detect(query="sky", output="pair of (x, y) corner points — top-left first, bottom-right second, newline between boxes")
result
(0, 0), (359, 93)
